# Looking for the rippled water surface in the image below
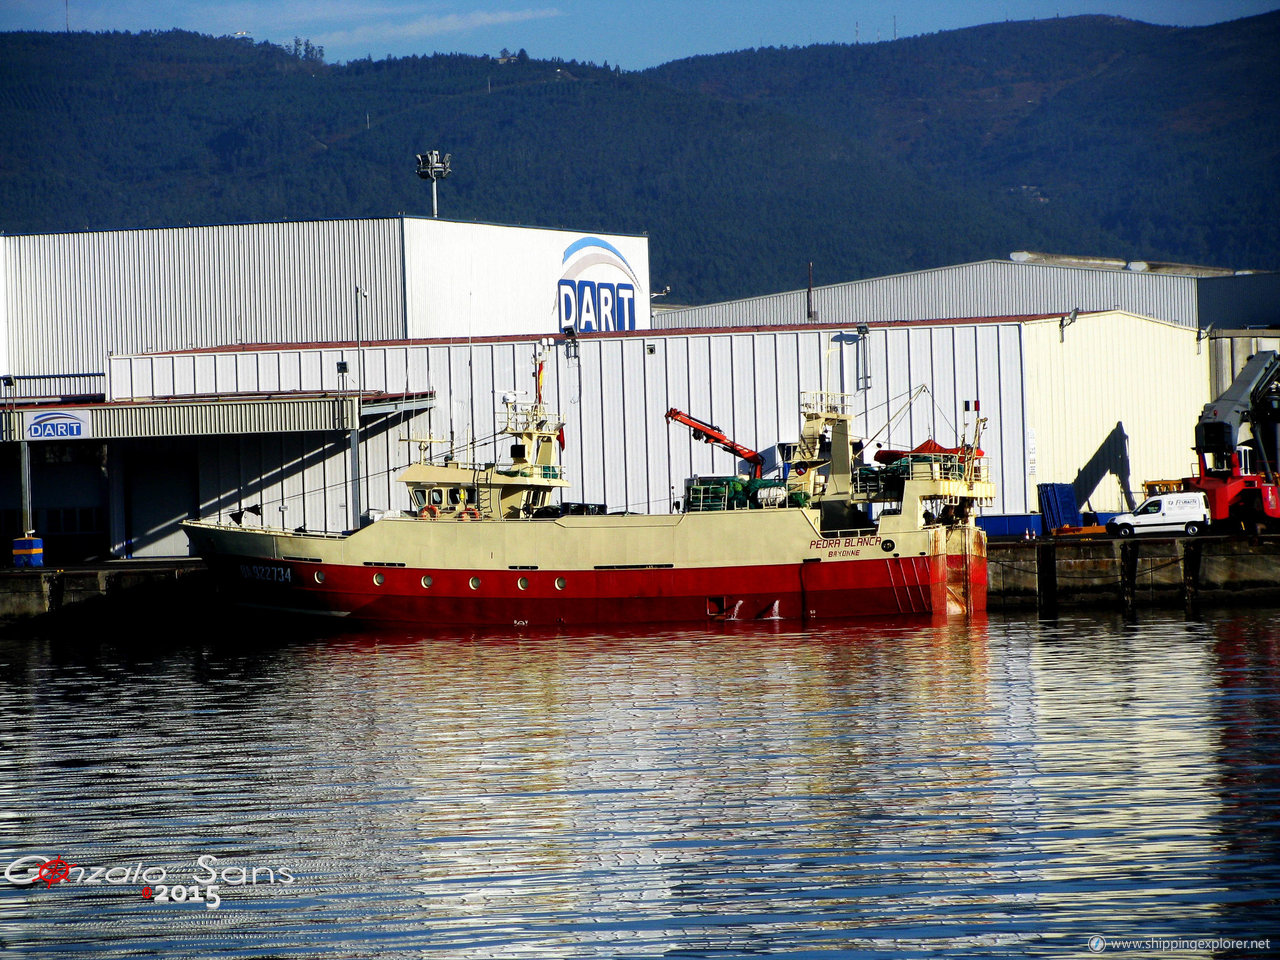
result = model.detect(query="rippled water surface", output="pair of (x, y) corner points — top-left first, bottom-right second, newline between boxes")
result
(2, 607), (1278, 958)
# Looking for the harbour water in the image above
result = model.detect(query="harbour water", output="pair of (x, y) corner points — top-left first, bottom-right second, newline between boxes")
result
(1, 607), (1277, 958)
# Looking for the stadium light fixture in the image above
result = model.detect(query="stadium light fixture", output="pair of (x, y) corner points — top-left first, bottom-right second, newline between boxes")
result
(415, 151), (452, 217)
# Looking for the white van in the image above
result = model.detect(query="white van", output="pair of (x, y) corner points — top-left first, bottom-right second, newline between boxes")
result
(1106, 492), (1211, 537)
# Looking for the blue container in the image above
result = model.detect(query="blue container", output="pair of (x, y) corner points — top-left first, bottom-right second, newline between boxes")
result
(975, 514), (1042, 538)
(1036, 483), (1082, 532)
(13, 537), (43, 568)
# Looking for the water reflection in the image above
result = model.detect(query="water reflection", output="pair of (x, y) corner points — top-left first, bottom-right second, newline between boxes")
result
(1209, 612), (1280, 943)
(1, 608), (1277, 957)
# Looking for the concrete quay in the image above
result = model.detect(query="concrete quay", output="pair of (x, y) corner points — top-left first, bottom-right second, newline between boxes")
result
(0, 560), (209, 626)
(987, 535), (1280, 613)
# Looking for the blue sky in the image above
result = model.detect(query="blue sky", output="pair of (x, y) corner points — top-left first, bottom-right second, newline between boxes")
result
(3, 1), (1277, 68)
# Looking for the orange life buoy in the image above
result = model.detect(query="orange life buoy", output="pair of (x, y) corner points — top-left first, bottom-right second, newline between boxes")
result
(419, 504), (439, 520)
(458, 507), (480, 520)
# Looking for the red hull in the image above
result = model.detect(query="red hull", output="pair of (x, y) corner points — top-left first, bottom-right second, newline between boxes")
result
(946, 524), (988, 614)
(214, 552), (973, 628)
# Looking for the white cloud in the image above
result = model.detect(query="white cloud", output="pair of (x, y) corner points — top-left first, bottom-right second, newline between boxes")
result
(315, 7), (563, 50)
(31, 2), (563, 51)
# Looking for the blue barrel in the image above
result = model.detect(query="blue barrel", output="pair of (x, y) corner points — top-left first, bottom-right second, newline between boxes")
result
(13, 537), (43, 568)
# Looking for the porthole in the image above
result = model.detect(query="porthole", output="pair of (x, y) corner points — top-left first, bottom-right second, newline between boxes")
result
(373, 572), (385, 586)
(554, 577), (566, 591)
(421, 575), (433, 589)
(517, 577), (529, 591)
(469, 576), (481, 590)
(314, 571), (325, 584)
(881, 539), (896, 553)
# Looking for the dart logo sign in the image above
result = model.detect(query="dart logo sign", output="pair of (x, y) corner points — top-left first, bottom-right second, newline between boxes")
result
(556, 236), (640, 332)
(25, 410), (92, 441)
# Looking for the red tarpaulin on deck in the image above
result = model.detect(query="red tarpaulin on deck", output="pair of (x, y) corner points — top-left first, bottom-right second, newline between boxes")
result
(873, 439), (983, 465)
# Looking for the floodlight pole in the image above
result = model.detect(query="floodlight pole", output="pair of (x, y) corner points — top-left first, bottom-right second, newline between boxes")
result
(415, 151), (452, 217)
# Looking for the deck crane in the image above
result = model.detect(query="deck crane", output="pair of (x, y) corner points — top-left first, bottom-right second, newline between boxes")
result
(665, 408), (765, 479)
(1184, 349), (1280, 530)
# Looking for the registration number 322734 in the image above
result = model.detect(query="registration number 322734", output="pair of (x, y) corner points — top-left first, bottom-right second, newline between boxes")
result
(239, 564), (292, 584)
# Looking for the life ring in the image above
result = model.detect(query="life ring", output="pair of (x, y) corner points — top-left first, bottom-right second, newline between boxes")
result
(794, 464), (807, 477)
(458, 507), (480, 520)
(419, 504), (439, 520)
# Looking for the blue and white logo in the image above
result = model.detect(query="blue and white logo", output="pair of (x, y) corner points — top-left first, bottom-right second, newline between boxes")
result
(556, 237), (640, 333)
(25, 410), (91, 440)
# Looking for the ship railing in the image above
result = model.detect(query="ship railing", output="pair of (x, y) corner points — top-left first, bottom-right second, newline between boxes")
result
(850, 454), (989, 494)
(499, 403), (565, 436)
(494, 462), (565, 481)
(850, 467), (886, 498)
(684, 486), (807, 512)
(891, 453), (988, 482)
(430, 457), (566, 481)
(801, 391), (860, 417)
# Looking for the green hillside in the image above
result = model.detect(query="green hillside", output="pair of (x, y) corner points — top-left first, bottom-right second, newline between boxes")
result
(1, 15), (1275, 304)
(646, 13), (1280, 273)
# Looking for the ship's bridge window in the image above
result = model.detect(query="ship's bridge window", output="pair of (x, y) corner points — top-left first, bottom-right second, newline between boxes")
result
(447, 487), (477, 506)
(428, 488), (444, 506)
(410, 488), (427, 510)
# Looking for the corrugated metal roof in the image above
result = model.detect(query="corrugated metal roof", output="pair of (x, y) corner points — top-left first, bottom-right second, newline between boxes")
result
(2, 396), (362, 440)
(653, 259), (1212, 330)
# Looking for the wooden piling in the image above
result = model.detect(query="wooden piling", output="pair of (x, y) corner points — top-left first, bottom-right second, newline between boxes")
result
(1036, 541), (1057, 616)
(1120, 540), (1138, 617)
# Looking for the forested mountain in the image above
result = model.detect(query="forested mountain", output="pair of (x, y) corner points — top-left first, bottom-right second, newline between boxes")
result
(646, 13), (1280, 277)
(1, 14), (1276, 304)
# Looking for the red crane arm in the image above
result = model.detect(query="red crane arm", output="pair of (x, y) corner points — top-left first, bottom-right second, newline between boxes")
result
(664, 407), (764, 479)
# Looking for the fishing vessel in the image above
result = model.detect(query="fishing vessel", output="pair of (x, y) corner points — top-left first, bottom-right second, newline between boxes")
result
(183, 355), (995, 628)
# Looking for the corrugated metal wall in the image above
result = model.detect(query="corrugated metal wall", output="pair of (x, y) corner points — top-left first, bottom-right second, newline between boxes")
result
(867, 322), (1027, 517)
(654, 260), (1205, 330)
(2, 219), (406, 398)
(92, 398), (357, 440)
(1021, 312), (1210, 514)
(0, 246), (8, 377)
(107, 344), (434, 400)
(190, 431), (362, 551)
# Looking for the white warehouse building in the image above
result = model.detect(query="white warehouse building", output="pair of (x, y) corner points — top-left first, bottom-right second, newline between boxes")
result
(653, 251), (1280, 332)
(0, 216), (1266, 560)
